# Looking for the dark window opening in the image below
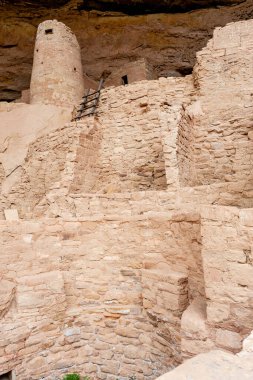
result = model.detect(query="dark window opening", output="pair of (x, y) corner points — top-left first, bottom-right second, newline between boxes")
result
(74, 67), (77, 72)
(36, 49), (39, 52)
(2, 44), (17, 49)
(177, 67), (193, 76)
(45, 28), (53, 35)
(122, 75), (128, 85)
(0, 371), (13, 380)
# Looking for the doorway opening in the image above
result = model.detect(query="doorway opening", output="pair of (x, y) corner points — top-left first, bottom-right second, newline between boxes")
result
(0, 371), (14, 380)
(122, 75), (128, 85)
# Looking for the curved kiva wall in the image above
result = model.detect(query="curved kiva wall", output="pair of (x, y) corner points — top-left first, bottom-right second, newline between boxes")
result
(0, 213), (202, 380)
(30, 20), (84, 107)
(1, 208), (253, 379)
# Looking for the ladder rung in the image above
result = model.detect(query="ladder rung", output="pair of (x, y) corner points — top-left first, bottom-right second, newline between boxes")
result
(80, 96), (98, 106)
(81, 103), (97, 111)
(83, 90), (100, 98)
(81, 113), (94, 117)
(77, 100), (97, 110)
(74, 78), (103, 121)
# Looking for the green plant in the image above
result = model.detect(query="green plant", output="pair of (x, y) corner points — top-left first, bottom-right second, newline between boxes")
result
(63, 374), (80, 380)
(129, 377), (137, 380)
(62, 375), (90, 380)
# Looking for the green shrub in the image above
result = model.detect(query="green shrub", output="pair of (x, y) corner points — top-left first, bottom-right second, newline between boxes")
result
(63, 374), (81, 380)
(62, 375), (90, 380)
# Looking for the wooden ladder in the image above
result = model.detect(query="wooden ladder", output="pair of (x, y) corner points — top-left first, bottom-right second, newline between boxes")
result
(73, 77), (104, 121)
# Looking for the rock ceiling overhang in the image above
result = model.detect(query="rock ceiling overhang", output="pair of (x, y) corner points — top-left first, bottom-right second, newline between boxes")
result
(1, 0), (246, 13)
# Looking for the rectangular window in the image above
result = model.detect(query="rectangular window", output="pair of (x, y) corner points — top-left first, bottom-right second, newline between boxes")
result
(45, 28), (53, 35)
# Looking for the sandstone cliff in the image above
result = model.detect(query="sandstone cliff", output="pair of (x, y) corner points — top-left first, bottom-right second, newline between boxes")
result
(1, 0), (253, 101)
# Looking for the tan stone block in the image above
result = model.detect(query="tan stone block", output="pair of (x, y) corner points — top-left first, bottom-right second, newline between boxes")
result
(101, 361), (119, 375)
(115, 326), (140, 339)
(4, 209), (19, 221)
(206, 302), (230, 324)
(216, 329), (242, 351)
(27, 356), (47, 370)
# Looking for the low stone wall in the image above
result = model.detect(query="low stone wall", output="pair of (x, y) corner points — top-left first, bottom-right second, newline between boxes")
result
(28, 180), (252, 221)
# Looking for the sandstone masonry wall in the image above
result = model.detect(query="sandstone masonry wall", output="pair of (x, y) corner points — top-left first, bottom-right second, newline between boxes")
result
(1, 207), (252, 379)
(3, 118), (101, 219)
(201, 206), (253, 351)
(30, 20), (84, 107)
(93, 82), (168, 193)
(177, 20), (253, 192)
(0, 213), (200, 380)
(92, 76), (193, 193)
(105, 59), (155, 87)
(179, 206), (253, 360)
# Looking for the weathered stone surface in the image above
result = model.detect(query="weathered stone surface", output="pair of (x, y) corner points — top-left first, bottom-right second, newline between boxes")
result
(0, 279), (16, 318)
(156, 344), (253, 380)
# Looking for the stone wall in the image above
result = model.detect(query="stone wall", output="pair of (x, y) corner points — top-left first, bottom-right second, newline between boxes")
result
(1, 207), (253, 379)
(1, 118), (101, 219)
(0, 213), (200, 380)
(93, 82), (168, 193)
(91, 76), (194, 194)
(30, 20), (85, 107)
(31, 182), (252, 221)
(179, 206), (253, 359)
(201, 206), (253, 351)
(177, 20), (253, 190)
(105, 59), (155, 87)
(1, 77), (193, 217)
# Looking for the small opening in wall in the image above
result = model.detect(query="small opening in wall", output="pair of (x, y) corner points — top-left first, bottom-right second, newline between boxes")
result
(177, 67), (193, 76)
(122, 75), (128, 85)
(0, 370), (13, 380)
(36, 49), (38, 52)
(74, 67), (77, 72)
(45, 28), (53, 35)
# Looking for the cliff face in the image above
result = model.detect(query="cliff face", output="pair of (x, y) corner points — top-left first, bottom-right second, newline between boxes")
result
(1, 0), (253, 101)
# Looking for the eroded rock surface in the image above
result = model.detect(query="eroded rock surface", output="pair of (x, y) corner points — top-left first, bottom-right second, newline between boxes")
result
(156, 331), (253, 380)
(0, 279), (16, 319)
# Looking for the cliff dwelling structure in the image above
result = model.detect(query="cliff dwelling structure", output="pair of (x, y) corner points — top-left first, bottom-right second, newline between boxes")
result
(1, 4), (253, 380)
